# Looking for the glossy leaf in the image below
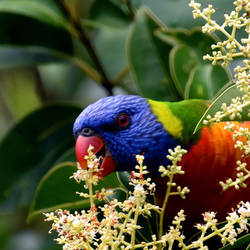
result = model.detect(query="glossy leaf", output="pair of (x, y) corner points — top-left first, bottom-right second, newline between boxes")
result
(95, 27), (130, 79)
(137, 0), (244, 40)
(0, 13), (73, 53)
(166, 29), (230, 97)
(170, 44), (199, 96)
(0, 105), (81, 202)
(0, 0), (68, 27)
(28, 162), (125, 222)
(106, 188), (127, 203)
(219, 233), (250, 250)
(0, 68), (41, 118)
(53, 148), (76, 164)
(0, 46), (64, 68)
(87, 0), (130, 29)
(127, 7), (180, 101)
(194, 84), (249, 133)
(156, 28), (216, 57)
(116, 171), (132, 191)
(116, 171), (159, 243)
(185, 64), (230, 99)
(0, 0), (73, 67)
(85, 0), (131, 79)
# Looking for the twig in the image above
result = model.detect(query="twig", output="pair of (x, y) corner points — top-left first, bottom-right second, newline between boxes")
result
(124, 0), (135, 20)
(57, 0), (114, 95)
(113, 66), (130, 85)
(73, 21), (114, 95)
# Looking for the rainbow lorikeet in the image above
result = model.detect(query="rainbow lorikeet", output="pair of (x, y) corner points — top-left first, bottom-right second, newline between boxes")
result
(73, 95), (250, 226)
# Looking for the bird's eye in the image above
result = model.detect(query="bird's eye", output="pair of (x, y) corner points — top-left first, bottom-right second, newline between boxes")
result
(81, 127), (95, 136)
(117, 113), (129, 128)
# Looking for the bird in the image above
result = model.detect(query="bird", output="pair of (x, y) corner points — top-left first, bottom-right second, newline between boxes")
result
(73, 95), (250, 227)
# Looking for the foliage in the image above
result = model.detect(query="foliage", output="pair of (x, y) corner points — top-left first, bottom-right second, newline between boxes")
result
(189, 0), (250, 190)
(0, 0), (249, 249)
(44, 147), (250, 249)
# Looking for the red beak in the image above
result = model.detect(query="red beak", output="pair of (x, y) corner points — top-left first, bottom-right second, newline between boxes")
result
(75, 135), (116, 177)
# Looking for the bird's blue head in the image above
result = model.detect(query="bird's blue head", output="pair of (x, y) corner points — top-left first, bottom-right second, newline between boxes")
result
(73, 95), (178, 176)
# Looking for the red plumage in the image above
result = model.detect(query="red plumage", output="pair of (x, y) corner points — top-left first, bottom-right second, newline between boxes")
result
(154, 121), (250, 227)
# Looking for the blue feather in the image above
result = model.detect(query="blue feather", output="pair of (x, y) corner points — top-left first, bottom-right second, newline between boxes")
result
(73, 95), (178, 175)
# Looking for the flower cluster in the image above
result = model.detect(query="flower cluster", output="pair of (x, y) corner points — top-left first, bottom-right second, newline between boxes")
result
(71, 145), (112, 207)
(190, 0), (250, 190)
(226, 122), (250, 155)
(203, 95), (249, 124)
(44, 147), (161, 249)
(157, 146), (189, 239)
(189, 0), (249, 66)
(190, 0), (249, 125)
(44, 145), (250, 249)
(44, 208), (100, 249)
(158, 146), (190, 199)
(161, 202), (250, 249)
(220, 122), (250, 190)
(72, 145), (100, 186)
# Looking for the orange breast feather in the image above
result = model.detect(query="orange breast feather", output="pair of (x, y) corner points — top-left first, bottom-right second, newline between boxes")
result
(155, 121), (250, 227)
(181, 121), (249, 184)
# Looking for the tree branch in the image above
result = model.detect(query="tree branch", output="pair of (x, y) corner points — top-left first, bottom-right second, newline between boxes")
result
(124, 0), (135, 20)
(73, 21), (114, 95)
(57, 0), (114, 95)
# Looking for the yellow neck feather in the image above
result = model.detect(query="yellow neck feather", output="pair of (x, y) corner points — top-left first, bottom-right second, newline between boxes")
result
(148, 100), (183, 139)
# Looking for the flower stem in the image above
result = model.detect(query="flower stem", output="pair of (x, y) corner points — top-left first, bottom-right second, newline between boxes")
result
(116, 209), (133, 242)
(131, 200), (140, 248)
(88, 173), (94, 208)
(159, 174), (174, 238)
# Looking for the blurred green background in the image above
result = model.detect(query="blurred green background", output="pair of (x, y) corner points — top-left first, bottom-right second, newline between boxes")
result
(0, 0), (246, 249)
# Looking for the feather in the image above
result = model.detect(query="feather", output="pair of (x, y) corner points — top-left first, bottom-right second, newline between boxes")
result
(74, 95), (250, 227)
(153, 121), (250, 226)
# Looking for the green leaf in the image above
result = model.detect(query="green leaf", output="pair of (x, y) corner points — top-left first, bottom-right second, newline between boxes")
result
(127, 7), (180, 101)
(0, 1), (100, 76)
(0, 45), (94, 77)
(136, 0), (245, 41)
(87, 0), (130, 29)
(94, 27), (130, 79)
(0, 104), (82, 203)
(185, 64), (230, 99)
(0, 0), (68, 27)
(106, 188), (127, 202)
(28, 163), (125, 222)
(164, 29), (230, 98)
(116, 171), (132, 191)
(219, 233), (250, 250)
(85, 1), (131, 80)
(0, 13), (73, 54)
(0, 1), (73, 67)
(0, 46), (64, 68)
(156, 28), (217, 56)
(138, 0), (200, 28)
(194, 84), (249, 133)
(0, 68), (41, 118)
(170, 44), (199, 96)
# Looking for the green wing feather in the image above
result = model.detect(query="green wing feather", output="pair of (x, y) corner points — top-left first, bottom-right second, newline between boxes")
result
(148, 99), (208, 144)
